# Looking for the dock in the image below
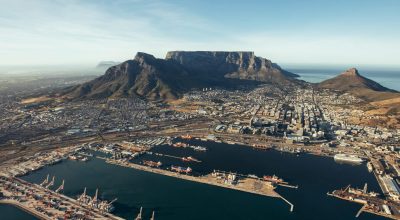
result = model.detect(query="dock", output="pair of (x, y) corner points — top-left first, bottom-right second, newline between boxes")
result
(327, 186), (400, 220)
(0, 176), (125, 220)
(104, 158), (295, 212)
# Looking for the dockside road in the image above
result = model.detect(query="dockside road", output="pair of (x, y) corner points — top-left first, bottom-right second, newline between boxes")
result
(0, 176), (124, 220)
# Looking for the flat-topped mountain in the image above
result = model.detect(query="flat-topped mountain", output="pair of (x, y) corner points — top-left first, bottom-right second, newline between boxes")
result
(166, 51), (299, 82)
(63, 51), (298, 101)
(318, 68), (399, 101)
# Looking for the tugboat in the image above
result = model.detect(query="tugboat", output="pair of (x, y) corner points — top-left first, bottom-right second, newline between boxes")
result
(181, 156), (201, 163)
(171, 166), (192, 174)
(143, 160), (162, 168)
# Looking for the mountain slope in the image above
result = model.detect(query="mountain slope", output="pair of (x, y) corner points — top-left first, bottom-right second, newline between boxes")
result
(63, 51), (299, 101)
(64, 52), (195, 100)
(318, 68), (399, 101)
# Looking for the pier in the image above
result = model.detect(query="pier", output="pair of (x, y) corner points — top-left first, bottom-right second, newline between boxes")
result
(327, 185), (400, 220)
(104, 158), (296, 212)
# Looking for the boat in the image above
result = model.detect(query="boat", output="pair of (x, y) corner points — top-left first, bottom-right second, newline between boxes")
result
(143, 160), (162, 167)
(334, 154), (363, 164)
(79, 152), (93, 157)
(172, 142), (187, 148)
(181, 156), (201, 163)
(80, 157), (89, 162)
(191, 146), (207, 152)
(181, 134), (192, 139)
(68, 155), (78, 160)
(263, 175), (284, 184)
(171, 165), (192, 174)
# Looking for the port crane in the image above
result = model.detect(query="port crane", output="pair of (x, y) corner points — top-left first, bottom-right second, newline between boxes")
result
(363, 183), (368, 194)
(40, 174), (49, 186)
(108, 198), (117, 206)
(135, 207), (143, 220)
(55, 179), (64, 193)
(78, 187), (91, 204)
(89, 188), (99, 206)
(45, 176), (55, 189)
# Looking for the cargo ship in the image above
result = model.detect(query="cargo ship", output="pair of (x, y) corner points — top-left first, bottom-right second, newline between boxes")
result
(172, 142), (187, 148)
(263, 175), (285, 184)
(334, 154), (363, 164)
(181, 134), (192, 139)
(181, 156), (201, 163)
(143, 160), (162, 168)
(171, 165), (192, 174)
(190, 145), (207, 152)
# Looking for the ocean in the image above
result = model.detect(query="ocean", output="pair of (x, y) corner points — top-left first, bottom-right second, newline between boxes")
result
(6, 140), (386, 220)
(286, 67), (400, 91)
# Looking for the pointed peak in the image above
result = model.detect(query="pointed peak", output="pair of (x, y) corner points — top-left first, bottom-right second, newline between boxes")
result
(341, 68), (360, 76)
(134, 52), (156, 63)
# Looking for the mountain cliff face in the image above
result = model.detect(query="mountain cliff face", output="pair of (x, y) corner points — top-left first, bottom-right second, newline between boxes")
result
(64, 51), (298, 101)
(318, 68), (399, 101)
(165, 51), (298, 83)
(65, 52), (195, 100)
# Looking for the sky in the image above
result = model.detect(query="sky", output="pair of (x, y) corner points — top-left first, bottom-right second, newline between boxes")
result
(0, 0), (400, 67)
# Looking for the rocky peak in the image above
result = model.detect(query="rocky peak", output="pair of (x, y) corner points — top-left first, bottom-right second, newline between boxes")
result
(341, 68), (360, 77)
(134, 52), (157, 65)
(165, 51), (257, 65)
(165, 51), (298, 80)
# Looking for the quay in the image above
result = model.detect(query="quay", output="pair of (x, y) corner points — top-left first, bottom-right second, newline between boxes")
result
(0, 176), (125, 220)
(104, 158), (295, 212)
(327, 185), (400, 220)
(0, 200), (53, 220)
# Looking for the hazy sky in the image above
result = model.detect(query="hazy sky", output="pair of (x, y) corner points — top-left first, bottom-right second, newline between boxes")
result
(1, 0), (399, 66)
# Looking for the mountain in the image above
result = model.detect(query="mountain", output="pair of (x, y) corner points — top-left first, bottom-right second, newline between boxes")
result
(165, 51), (299, 83)
(318, 68), (399, 101)
(63, 51), (298, 101)
(96, 61), (121, 70)
(64, 53), (197, 100)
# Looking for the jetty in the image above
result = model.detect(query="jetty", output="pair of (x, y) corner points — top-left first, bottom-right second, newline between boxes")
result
(105, 158), (295, 212)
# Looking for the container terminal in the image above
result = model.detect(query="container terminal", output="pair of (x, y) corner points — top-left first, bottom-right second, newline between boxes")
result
(328, 184), (400, 219)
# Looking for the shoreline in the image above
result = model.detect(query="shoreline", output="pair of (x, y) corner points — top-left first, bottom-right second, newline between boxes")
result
(0, 200), (50, 220)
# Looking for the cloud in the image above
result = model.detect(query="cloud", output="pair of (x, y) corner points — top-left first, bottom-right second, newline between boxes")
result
(0, 0), (399, 67)
(0, 0), (215, 65)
